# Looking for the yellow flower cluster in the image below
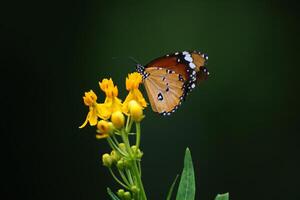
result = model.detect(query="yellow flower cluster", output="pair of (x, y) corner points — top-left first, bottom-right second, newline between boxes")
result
(79, 72), (147, 138)
(123, 73), (147, 115)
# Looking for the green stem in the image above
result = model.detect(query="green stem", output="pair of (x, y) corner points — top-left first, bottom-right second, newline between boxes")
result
(138, 161), (142, 177)
(116, 116), (147, 200)
(118, 169), (130, 186)
(136, 122), (141, 149)
(112, 135), (120, 146)
(126, 118), (134, 134)
(107, 138), (127, 157)
(106, 138), (117, 151)
(109, 168), (130, 190)
(131, 160), (147, 200)
(120, 130), (133, 158)
(125, 169), (134, 185)
(126, 115), (131, 131)
(121, 128), (147, 200)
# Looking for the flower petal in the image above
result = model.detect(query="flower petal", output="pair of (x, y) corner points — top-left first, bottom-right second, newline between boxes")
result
(88, 107), (98, 126)
(126, 72), (142, 90)
(79, 111), (91, 128)
(97, 103), (112, 120)
(134, 89), (147, 108)
(96, 133), (109, 139)
(123, 89), (147, 115)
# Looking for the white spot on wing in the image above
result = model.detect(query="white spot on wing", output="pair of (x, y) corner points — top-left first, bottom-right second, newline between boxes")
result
(182, 51), (189, 55)
(184, 55), (193, 62)
(189, 62), (196, 69)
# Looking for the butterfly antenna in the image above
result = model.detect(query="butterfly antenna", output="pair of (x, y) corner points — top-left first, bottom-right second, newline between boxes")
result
(111, 56), (141, 65)
(128, 56), (140, 65)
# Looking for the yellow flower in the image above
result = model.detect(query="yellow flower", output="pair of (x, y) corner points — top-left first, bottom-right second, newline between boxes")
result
(79, 90), (101, 128)
(111, 111), (125, 129)
(83, 90), (97, 106)
(123, 72), (147, 114)
(128, 100), (144, 122)
(96, 120), (113, 139)
(97, 78), (123, 120)
(99, 78), (118, 98)
(126, 72), (143, 90)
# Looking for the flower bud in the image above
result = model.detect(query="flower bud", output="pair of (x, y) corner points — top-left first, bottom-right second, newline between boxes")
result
(137, 150), (143, 159)
(102, 153), (112, 167)
(131, 145), (143, 159)
(117, 189), (125, 198)
(111, 111), (125, 129)
(118, 143), (126, 151)
(123, 191), (131, 200)
(110, 150), (120, 163)
(131, 145), (138, 153)
(123, 158), (131, 168)
(116, 160), (124, 170)
(128, 100), (144, 122)
(131, 185), (140, 193)
(97, 120), (112, 134)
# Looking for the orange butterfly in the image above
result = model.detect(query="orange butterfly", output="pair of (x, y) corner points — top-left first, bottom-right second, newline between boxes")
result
(136, 50), (209, 115)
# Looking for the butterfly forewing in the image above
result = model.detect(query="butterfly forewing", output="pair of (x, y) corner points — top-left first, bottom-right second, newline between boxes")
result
(146, 55), (189, 81)
(143, 67), (184, 114)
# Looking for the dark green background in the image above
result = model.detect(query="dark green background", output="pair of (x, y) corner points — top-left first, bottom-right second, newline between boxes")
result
(2, 0), (300, 199)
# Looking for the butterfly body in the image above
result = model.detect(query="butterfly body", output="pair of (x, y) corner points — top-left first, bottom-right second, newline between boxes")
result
(136, 50), (209, 115)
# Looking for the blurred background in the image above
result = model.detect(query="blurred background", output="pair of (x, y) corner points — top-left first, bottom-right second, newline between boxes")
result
(1, 0), (300, 199)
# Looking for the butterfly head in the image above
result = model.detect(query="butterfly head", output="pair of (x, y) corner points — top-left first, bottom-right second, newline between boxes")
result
(136, 64), (149, 79)
(136, 64), (144, 72)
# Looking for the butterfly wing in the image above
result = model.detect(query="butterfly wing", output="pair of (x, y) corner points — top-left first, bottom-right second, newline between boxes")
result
(146, 51), (208, 79)
(138, 50), (209, 115)
(189, 51), (209, 82)
(143, 67), (185, 115)
(146, 55), (190, 81)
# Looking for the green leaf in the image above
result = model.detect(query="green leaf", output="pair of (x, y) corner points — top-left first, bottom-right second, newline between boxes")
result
(107, 188), (121, 200)
(176, 148), (195, 200)
(214, 193), (229, 200)
(166, 175), (179, 200)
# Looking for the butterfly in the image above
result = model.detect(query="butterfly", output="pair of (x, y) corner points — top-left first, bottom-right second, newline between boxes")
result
(136, 50), (209, 116)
